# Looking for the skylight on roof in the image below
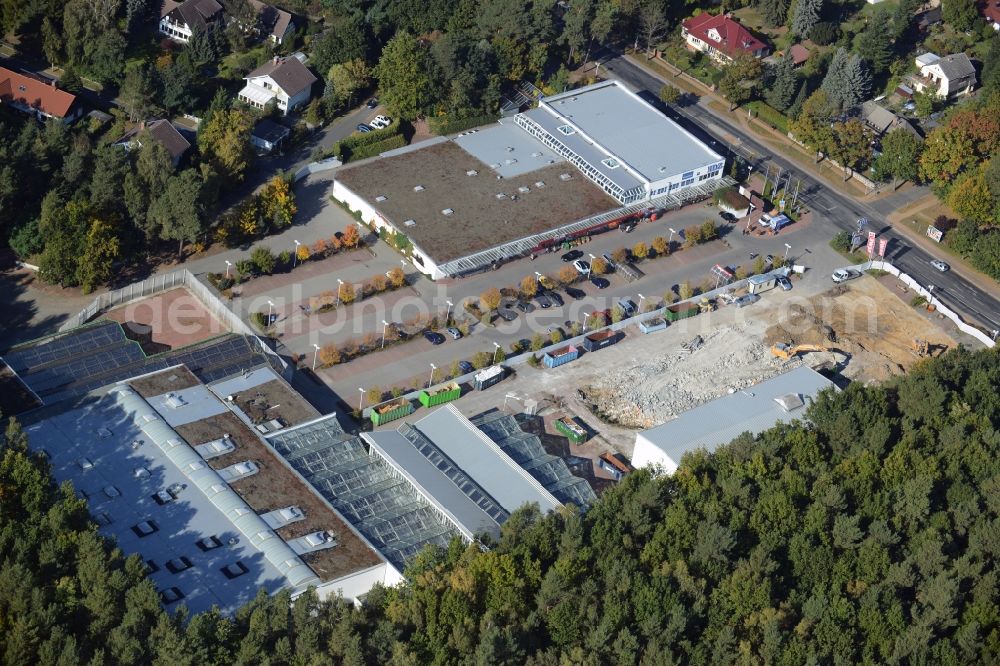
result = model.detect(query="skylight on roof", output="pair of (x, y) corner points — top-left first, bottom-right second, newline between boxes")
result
(557, 125), (576, 136)
(602, 158), (620, 169)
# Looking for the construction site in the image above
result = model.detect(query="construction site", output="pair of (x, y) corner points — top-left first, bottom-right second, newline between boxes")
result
(454, 275), (958, 452)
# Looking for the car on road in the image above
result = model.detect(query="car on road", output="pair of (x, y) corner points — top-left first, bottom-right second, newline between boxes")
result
(546, 291), (564, 306)
(535, 293), (552, 309)
(366, 98), (378, 109)
(719, 211), (736, 222)
(458, 361), (474, 374)
(423, 331), (445, 345)
(734, 293), (761, 308)
(561, 249), (583, 262)
(446, 327), (462, 339)
(565, 286), (586, 300)
(356, 123), (372, 133)
(573, 259), (590, 274)
(930, 259), (950, 272)
(776, 275), (792, 291)
(590, 277), (610, 289)
(831, 269), (861, 283)
(516, 301), (535, 313)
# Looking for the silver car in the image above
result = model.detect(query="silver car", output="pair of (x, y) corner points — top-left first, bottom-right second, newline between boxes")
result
(930, 259), (949, 272)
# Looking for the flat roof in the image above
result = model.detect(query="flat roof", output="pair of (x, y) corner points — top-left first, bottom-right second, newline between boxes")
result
(24, 388), (315, 616)
(409, 405), (562, 515)
(335, 140), (617, 263)
(452, 119), (565, 178)
(535, 80), (723, 184)
(637, 367), (835, 463)
(363, 428), (503, 540)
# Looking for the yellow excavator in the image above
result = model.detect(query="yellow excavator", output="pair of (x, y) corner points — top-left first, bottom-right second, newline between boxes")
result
(770, 342), (831, 360)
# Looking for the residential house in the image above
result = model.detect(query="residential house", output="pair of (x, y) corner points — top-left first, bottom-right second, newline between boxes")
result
(0, 67), (81, 122)
(251, 118), (290, 153)
(159, 0), (224, 43)
(859, 101), (922, 140)
(909, 53), (977, 98)
(680, 13), (770, 64)
(980, 0), (1000, 30)
(238, 56), (316, 115)
(247, 0), (295, 44)
(114, 119), (191, 166)
(788, 44), (810, 67)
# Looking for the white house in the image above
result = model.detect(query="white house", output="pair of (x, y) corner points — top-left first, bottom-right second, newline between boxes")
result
(680, 13), (769, 64)
(238, 56), (316, 116)
(910, 53), (977, 98)
(158, 0), (224, 43)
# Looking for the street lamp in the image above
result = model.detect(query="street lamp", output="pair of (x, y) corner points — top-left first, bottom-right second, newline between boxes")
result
(312, 343), (321, 371)
(492, 341), (502, 364)
(534, 271), (542, 280)
(225, 259), (232, 278)
(428, 363), (437, 388)
(381, 320), (390, 350)
(446, 299), (454, 324)
(293, 240), (301, 267)
(336, 278), (344, 307)
(582, 310), (592, 333)
(784, 243), (792, 260)
(927, 284), (935, 306)
(267, 299), (275, 325)
(358, 387), (365, 410)
(668, 227), (677, 247)
(637, 293), (646, 312)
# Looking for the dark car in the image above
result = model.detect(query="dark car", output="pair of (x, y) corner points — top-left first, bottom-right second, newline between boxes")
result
(565, 287), (586, 300)
(458, 361), (475, 374)
(357, 123), (372, 133)
(497, 308), (518, 322)
(535, 293), (552, 309)
(590, 277), (610, 289)
(366, 98), (378, 109)
(516, 301), (535, 313)
(546, 291), (564, 306)
(734, 293), (761, 308)
(423, 331), (445, 345)
(719, 211), (736, 222)
(561, 249), (584, 262)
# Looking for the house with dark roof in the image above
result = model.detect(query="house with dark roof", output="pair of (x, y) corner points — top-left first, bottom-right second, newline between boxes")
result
(908, 52), (977, 98)
(251, 118), (290, 152)
(246, 0), (295, 44)
(238, 55), (316, 115)
(158, 0), (224, 43)
(681, 13), (769, 64)
(0, 67), (81, 123)
(114, 120), (191, 166)
(859, 101), (922, 140)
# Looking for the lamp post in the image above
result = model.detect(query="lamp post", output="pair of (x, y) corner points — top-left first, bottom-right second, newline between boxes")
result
(381, 320), (390, 350)
(293, 240), (301, 267)
(358, 387), (365, 410)
(267, 299), (275, 324)
(784, 243), (791, 260)
(668, 227), (676, 249)
(927, 284), (935, 307)
(312, 343), (320, 371)
(446, 299), (454, 324)
(582, 310), (591, 333)
(492, 341), (502, 364)
(336, 278), (344, 308)
(587, 253), (595, 277)
(225, 260), (232, 278)
(637, 293), (646, 313)
(428, 363), (437, 388)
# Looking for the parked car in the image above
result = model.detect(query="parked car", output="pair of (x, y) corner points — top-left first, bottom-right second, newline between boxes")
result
(516, 301), (535, 313)
(546, 291), (564, 306)
(930, 259), (950, 272)
(497, 308), (518, 322)
(565, 286), (586, 300)
(590, 277), (610, 289)
(368, 117), (387, 129)
(373, 114), (392, 127)
(423, 331), (445, 345)
(366, 97), (378, 109)
(356, 123), (372, 133)
(458, 361), (474, 374)
(535, 293), (552, 309)
(831, 269), (861, 283)
(719, 211), (736, 222)
(572, 259), (590, 275)
(446, 327), (462, 339)
(734, 293), (761, 308)
(561, 249), (583, 262)
(618, 298), (637, 317)
(776, 275), (792, 291)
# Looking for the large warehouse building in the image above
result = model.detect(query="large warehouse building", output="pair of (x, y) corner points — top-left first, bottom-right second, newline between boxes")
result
(331, 80), (727, 279)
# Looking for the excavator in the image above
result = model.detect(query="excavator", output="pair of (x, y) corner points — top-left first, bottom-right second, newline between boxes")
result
(770, 342), (831, 360)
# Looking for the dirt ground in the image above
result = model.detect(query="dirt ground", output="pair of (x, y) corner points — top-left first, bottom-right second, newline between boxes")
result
(104, 288), (227, 351)
(232, 379), (320, 428)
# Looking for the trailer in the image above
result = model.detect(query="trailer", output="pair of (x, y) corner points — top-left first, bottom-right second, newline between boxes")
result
(747, 273), (777, 294)
(473, 365), (507, 390)
(370, 399), (414, 426)
(542, 345), (580, 368)
(417, 382), (461, 407)
(583, 329), (619, 352)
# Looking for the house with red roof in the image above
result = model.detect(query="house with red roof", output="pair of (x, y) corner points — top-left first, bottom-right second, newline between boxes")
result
(0, 67), (81, 123)
(681, 13), (770, 64)
(980, 0), (1000, 30)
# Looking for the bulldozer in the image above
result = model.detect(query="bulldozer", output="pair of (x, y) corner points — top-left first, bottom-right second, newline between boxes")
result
(770, 342), (831, 360)
(698, 296), (716, 314)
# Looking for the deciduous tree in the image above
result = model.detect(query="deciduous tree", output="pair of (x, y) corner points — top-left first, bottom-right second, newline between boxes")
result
(719, 54), (763, 109)
(949, 167), (996, 225)
(197, 109), (253, 183)
(873, 127), (923, 188)
(76, 217), (122, 293)
(480, 287), (502, 312)
(375, 32), (437, 120)
(150, 169), (204, 257)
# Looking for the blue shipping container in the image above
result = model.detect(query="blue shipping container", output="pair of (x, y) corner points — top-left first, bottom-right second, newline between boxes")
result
(542, 345), (580, 368)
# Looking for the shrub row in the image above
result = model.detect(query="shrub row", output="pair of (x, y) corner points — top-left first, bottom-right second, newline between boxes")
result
(342, 133), (407, 162)
(427, 113), (499, 136)
(749, 101), (790, 134)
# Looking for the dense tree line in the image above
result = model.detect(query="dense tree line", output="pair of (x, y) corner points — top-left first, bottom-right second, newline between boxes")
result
(4, 346), (1000, 663)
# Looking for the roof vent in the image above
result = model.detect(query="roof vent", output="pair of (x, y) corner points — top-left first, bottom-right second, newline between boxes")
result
(495, 193), (507, 199)
(441, 208), (454, 216)
(559, 173), (573, 181)
(164, 393), (186, 409)
(774, 393), (805, 412)
(531, 151), (542, 157)
(375, 195), (387, 202)
(505, 158), (517, 165)
(490, 163), (501, 169)
(404, 219), (416, 227)
(506, 146), (515, 152)
(413, 185), (425, 192)
(466, 169), (478, 176)
(535, 181), (545, 188)
(518, 186), (530, 193)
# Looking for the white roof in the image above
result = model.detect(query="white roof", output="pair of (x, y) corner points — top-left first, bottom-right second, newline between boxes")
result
(916, 53), (940, 67)
(239, 83), (276, 106)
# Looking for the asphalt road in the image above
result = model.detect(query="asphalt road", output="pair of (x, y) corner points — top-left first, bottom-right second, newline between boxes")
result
(602, 52), (1000, 334)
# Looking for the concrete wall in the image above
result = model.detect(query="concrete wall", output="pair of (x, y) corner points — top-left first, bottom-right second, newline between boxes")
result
(631, 433), (679, 473)
(312, 562), (403, 603)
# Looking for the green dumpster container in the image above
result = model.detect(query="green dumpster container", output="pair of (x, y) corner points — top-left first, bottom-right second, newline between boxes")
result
(371, 400), (414, 426)
(418, 382), (461, 407)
